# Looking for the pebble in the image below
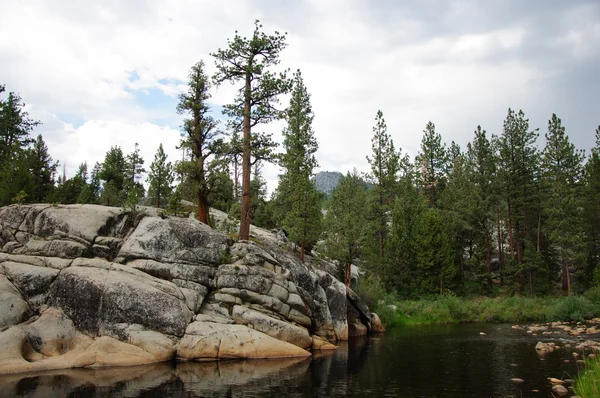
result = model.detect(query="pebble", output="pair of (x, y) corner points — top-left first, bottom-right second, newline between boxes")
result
(510, 378), (524, 383)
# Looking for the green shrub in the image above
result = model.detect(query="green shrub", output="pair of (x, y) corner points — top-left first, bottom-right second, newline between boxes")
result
(546, 296), (595, 322)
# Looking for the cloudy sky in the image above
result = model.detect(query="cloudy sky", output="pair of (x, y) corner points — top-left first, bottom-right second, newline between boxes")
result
(1, 0), (599, 193)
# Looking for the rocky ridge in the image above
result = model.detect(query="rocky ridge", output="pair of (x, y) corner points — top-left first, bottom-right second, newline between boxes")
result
(0, 204), (382, 374)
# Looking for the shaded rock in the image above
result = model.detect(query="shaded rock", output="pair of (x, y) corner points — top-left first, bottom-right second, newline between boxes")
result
(232, 305), (312, 349)
(230, 241), (278, 266)
(370, 313), (385, 333)
(2, 261), (59, 301)
(16, 239), (89, 259)
(346, 286), (371, 330)
(177, 321), (311, 360)
(347, 304), (368, 337)
(318, 270), (348, 341)
(172, 279), (208, 313)
(118, 216), (229, 265)
(0, 275), (32, 328)
(127, 258), (215, 286)
(50, 265), (192, 337)
(551, 384), (568, 396)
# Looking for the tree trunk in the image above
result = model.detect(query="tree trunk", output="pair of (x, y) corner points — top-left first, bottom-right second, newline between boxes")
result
(485, 227), (492, 291)
(515, 220), (524, 293)
(508, 202), (514, 259)
(537, 212), (542, 253)
(528, 269), (533, 296)
(564, 261), (572, 296)
(238, 72), (252, 241)
(345, 263), (351, 287)
(197, 193), (211, 227)
(378, 190), (384, 260)
(497, 209), (504, 286)
(234, 156), (239, 201)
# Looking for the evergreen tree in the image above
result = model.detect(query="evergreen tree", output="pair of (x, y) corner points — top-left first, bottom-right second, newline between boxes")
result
(147, 144), (174, 208)
(466, 126), (497, 291)
(414, 207), (456, 294)
(498, 108), (539, 293)
(585, 127), (600, 286)
(416, 121), (448, 207)
(213, 20), (292, 240)
(387, 182), (427, 295)
(99, 146), (126, 206)
(542, 114), (585, 294)
(125, 142), (146, 198)
(0, 85), (39, 205)
(274, 70), (322, 261)
(365, 110), (399, 265)
(439, 145), (475, 290)
(27, 134), (57, 202)
(324, 170), (368, 286)
(177, 61), (223, 226)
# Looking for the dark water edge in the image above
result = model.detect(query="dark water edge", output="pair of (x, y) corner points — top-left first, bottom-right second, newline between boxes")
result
(0, 323), (585, 398)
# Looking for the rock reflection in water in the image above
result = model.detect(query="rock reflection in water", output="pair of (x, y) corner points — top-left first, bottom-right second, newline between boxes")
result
(0, 356), (315, 398)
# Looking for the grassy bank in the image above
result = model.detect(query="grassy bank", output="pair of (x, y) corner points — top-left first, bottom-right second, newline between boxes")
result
(355, 277), (600, 326)
(574, 356), (600, 397)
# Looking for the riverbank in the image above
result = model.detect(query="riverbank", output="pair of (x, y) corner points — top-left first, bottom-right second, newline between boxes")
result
(366, 288), (600, 326)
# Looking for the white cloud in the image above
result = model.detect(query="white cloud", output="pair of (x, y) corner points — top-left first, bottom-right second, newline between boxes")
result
(1, 0), (598, 197)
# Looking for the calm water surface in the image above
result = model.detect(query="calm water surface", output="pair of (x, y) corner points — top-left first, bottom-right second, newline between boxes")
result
(0, 323), (585, 397)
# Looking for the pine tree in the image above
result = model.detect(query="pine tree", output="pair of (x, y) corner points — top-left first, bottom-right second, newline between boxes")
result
(324, 170), (368, 286)
(466, 126), (497, 290)
(542, 114), (585, 294)
(498, 108), (539, 293)
(0, 86), (39, 205)
(212, 20), (292, 240)
(147, 144), (174, 208)
(125, 142), (146, 199)
(274, 70), (322, 261)
(585, 127), (600, 286)
(27, 134), (57, 202)
(414, 207), (456, 295)
(99, 146), (126, 206)
(365, 110), (399, 265)
(177, 61), (223, 226)
(416, 121), (448, 207)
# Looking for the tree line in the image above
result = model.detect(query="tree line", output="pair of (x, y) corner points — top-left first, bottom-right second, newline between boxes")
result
(1, 20), (599, 298)
(331, 110), (600, 297)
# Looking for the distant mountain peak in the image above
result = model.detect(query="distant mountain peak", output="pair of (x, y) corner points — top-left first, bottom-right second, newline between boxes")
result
(314, 171), (343, 196)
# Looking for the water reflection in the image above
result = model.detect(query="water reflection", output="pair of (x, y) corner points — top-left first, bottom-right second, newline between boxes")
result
(0, 325), (584, 397)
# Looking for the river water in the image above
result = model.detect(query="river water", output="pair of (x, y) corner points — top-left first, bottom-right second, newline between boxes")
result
(0, 323), (586, 397)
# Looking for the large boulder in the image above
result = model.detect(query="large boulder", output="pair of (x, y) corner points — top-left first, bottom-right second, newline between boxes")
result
(117, 216), (229, 265)
(0, 275), (32, 328)
(177, 321), (311, 360)
(49, 262), (192, 337)
(232, 305), (312, 349)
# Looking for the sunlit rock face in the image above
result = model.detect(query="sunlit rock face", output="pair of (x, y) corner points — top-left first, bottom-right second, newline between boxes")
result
(0, 204), (380, 374)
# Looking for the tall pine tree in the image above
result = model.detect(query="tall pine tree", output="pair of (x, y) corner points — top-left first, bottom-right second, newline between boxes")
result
(147, 144), (174, 208)
(275, 70), (321, 261)
(212, 20), (292, 240)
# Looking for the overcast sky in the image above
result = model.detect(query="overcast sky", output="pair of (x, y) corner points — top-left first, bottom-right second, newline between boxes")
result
(1, 0), (599, 193)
